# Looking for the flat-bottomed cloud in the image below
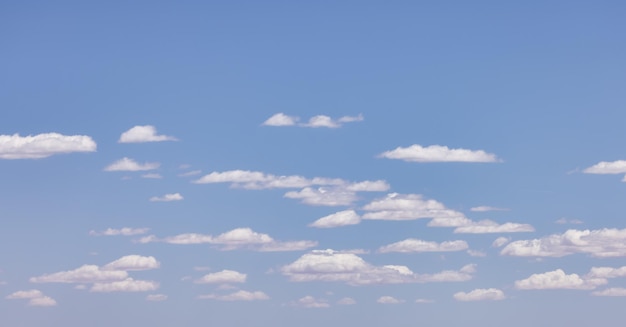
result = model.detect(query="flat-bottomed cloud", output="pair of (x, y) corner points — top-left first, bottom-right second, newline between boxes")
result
(0, 133), (96, 159)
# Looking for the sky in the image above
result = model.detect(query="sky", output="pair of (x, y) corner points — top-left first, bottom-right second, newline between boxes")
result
(2, 1), (626, 326)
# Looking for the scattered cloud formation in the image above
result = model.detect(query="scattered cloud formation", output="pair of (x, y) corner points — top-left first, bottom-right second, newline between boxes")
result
(262, 113), (363, 128)
(118, 125), (177, 143)
(378, 144), (500, 163)
(30, 265), (129, 283)
(89, 227), (150, 236)
(291, 295), (329, 308)
(453, 288), (505, 301)
(138, 227), (317, 252)
(0, 133), (96, 159)
(281, 249), (476, 285)
(146, 294), (168, 301)
(337, 297), (356, 305)
(501, 228), (626, 257)
(198, 290), (269, 301)
(104, 157), (160, 172)
(195, 270), (246, 284)
(6, 289), (57, 306)
(377, 296), (404, 304)
(309, 210), (361, 228)
(514, 269), (607, 290)
(378, 239), (468, 253)
(149, 193), (183, 202)
(470, 206), (509, 212)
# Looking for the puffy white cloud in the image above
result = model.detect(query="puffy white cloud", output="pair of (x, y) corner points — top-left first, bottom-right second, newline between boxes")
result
(586, 266), (626, 279)
(303, 115), (341, 128)
(0, 133), (96, 159)
(195, 270), (246, 284)
(291, 295), (329, 308)
(30, 265), (128, 283)
(118, 125), (177, 143)
(6, 289), (58, 307)
(514, 269), (607, 290)
(91, 278), (159, 292)
(138, 227), (317, 252)
(470, 206), (509, 212)
(362, 193), (466, 222)
(583, 160), (626, 174)
(501, 228), (626, 258)
(262, 113), (299, 126)
(149, 193), (183, 202)
(378, 239), (468, 253)
(104, 157), (159, 172)
(281, 249), (476, 285)
(377, 296), (404, 304)
(102, 255), (160, 271)
(89, 227), (150, 236)
(309, 210), (361, 228)
(453, 288), (505, 301)
(284, 187), (358, 206)
(146, 294), (168, 301)
(198, 290), (269, 301)
(492, 237), (511, 248)
(378, 144), (500, 163)
(337, 297), (356, 305)
(592, 288), (626, 296)
(453, 221), (535, 234)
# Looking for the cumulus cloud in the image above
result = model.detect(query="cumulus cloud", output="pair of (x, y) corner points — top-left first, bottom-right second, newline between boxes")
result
(586, 266), (626, 279)
(137, 227), (317, 252)
(309, 210), (361, 228)
(30, 265), (128, 283)
(377, 296), (404, 304)
(263, 113), (363, 128)
(6, 290), (57, 306)
(592, 288), (626, 296)
(291, 295), (329, 308)
(362, 193), (467, 222)
(91, 278), (159, 292)
(104, 157), (159, 172)
(303, 115), (341, 128)
(118, 125), (177, 143)
(281, 249), (476, 285)
(284, 187), (358, 206)
(378, 144), (500, 163)
(149, 193), (183, 202)
(583, 160), (626, 174)
(262, 113), (299, 126)
(146, 294), (168, 301)
(337, 297), (356, 305)
(89, 227), (150, 236)
(501, 228), (626, 258)
(195, 270), (246, 284)
(453, 288), (505, 301)
(514, 269), (607, 290)
(101, 255), (160, 271)
(378, 239), (468, 253)
(492, 237), (511, 248)
(198, 290), (269, 301)
(453, 221), (535, 234)
(0, 133), (96, 159)
(470, 206), (509, 212)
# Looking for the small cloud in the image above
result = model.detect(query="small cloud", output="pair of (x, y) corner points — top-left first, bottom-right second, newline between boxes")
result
(141, 173), (162, 179)
(592, 288), (626, 297)
(0, 133), (97, 159)
(514, 269), (606, 290)
(91, 278), (159, 292)
(415, 298), (434, 303)
(467, 250), (487, 257)
(118, 125), (177, 143)
(104, 157), (160, 172)
(309, 210), (361, 228)
(470, 206), (509, 212)
(492, 237), (511, 248)
(378, 239), (468, 253)
(453, 288), (505, 301)
(89, 227), (150, 236)
(302, 115), (341, 128)
(291, 295), (329, 308)
(379, 144), (500, 163)
(377, 296), (404, 304)
(195, 270), (246, 284)
(146, 294), (168, 301)
(262, 113), (364, 128)
(179, 170), (202, 177)
(338, 114), (364, 123)
(198, 290), (269, 301)
(583, 160), (626, 174)
(555, 218), (583, 225)
(149, 193), (183, 202)
(337, 297), (356, 305)
(6, 289), (57, 307)
(262, 113), (299, 126)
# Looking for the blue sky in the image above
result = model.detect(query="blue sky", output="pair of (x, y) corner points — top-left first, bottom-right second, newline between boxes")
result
(2, 1), (626, 326)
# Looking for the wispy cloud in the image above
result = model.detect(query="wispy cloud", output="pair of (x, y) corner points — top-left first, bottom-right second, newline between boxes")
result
(89, 227), (150, 236)
(470, 206), (509, 212)
(290, 295), (329, 308)
(377, 296), (404, 304)
(0, 133), (96, 159)
(149, 193), (183, 202)
(453, 288), (505, 301)
(6, 289), (57, 306)
(198, 290), (269, 301)
(104, 157), (160, 172)
(262, 113), (364, 128)
(379, 144), (500, 163)
(378, 239), (468, 253)
(118, 125), (177, 143)
(309, 210), (361, 228)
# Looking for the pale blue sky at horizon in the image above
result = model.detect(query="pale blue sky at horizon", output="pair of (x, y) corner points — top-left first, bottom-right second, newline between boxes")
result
(2, 1), (626, 326)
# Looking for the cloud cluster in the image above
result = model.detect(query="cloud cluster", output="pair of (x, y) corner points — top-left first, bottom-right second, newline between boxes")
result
(262, 113), (363, 128)
(378, 144), (500, 163)
(281, 249), (476, 285)
(0, 133), (96, 159)
(138, 227), (317, 252)
(453, 288), (505, 301)
(501, 228), (626, 257)
(30, 255), (160, 292)
(514, 269), (607, 290)
(118, 125), (177, 143)
(6, 289), (57, 306)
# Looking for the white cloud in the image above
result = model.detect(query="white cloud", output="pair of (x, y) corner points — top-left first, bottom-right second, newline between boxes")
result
(377, 296), (404, 304)
(138, 227), (317, 252)
(501, 228), (626, 257)
(378, 144), (500, 163)
(118, 125), (177, 143)
(179, 170), (202, 177)
(30, 265), (128, 283)
(146, 294), (168, 301)
(195, 270), (246, 284)
(141, 173), (162, 179)
(284, 187), (358, 206)
(492, 237), (511, 248)
(467, 250), (487, 257)
(378, 239), (468, 253)
(104, 157), (160, 172)
(583, 160), (626, 174)
(592, 288), (626, 296)
(89, 227), (150, 236)
(102, 255), (160, 271)
(514, 269), (607, 290)
(586, 266), (626, 279)
(281, 249), (476, 285)
(470, 206), (509, 212)
(262, 113), (299, 126)
(0, 133), (96, 159)
(362, 193), (467, 222)
(291, 295), (329, 308)
(338, 114), (364, 123)
(149, 193), (183, 202)
(415, 298), (434, 303)
(91, 278), (159, 292)
(309, 210), (361, 228)
(453, 288), (505, 301)
(337, 297), (356, 305)
(198, 290), (269, 301)
(6, 290), (57, 306)
(453, 221), (535, 234)
(555, 218), (583, 225)
(302, 115), (341, 128)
